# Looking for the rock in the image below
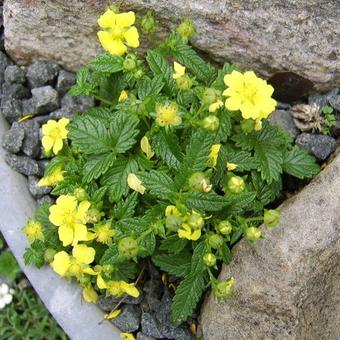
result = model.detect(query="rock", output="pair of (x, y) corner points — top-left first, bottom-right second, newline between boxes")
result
(61, 94), (94, 114)
(49, 107), (74, 120)
(5, 154), (39, 176)
(56, 70), (76, 96)
(31, 86), (59, 115)
(0, 50), (11, 86)
(26, 60), (59, 88)
(136, 332), (155, 340)
(329, 94), (340, 112)
(16, 120), (41, 158)
(21, 98), (35, 116)
(4, 65), (25, 84)
(4, 1), (340, 91)
(268, 110), (299, 138)
(1, 123), (24, 153)
(110, 304), (141, 333)
(141, 312), (163, 339)
(295, 133), (337, 161)
(1, 98), (22, 123)
(33, 114), (51, 126)
(308, 88), (339, 109)
(36, 195), (54, 206)
(2, 83), (30, 100)
(27, 175), (51, 198)
(97, 293), (143, 312)
(37, 159), (49, 177)
(200, 151), (340, 340)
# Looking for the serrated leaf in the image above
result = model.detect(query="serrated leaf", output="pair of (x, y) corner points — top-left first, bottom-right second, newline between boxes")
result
(83, 153), (116, 182)
(225, 191), (257, 215)
(255, 143), (283, 183)
(23, 241), (46, 268)
(35, 203), (54, 228)
(231, 132), (257, 151)
(159, 235), (188, 254)
(68, 67), (93, 96)
(220, 147), (258, 172)
(152, 253), (191, 277)
(217, 244), (231, 264)
(216, 113), (232, 142)
(0, 251), (21, 280)
(114, 192), (138, 220)
(251, 171), (282, 205)
(139, 233), (156, 257)
(138, 170), (177, 200)
(89, 54), (123, 73)
(190, 241), (207, 273)
(138, 75), (164, 99)
(84, 107), (114, 121)
(182, 191), (229, 212)
(152, 130), (183, 170)
(112, 261), (138, 281)
(283, 146), (320, 179)
(100, 243), (125, 265)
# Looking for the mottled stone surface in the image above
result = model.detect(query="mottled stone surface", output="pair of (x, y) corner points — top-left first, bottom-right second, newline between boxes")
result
(200, 151), (340, 340)
(3, 0), (340, 90)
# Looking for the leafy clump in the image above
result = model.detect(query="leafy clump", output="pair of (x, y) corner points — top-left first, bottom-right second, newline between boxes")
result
(22, 8), (320, 325)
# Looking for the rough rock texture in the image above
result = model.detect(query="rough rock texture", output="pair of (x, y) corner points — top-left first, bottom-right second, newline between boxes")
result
(3, 0), (340, 91)
(200, 151), (340, 340)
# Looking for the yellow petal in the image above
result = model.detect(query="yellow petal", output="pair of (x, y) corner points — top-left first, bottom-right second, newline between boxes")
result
(140, 136), (154, 159)
(173, 62), (186, 79)
(82, 285), (98, 304)
(120, 333), (136, 340)
(76, 200), (91, 223)
(104, 310), (121, 319)
(72, 224), (89, 246)
(115, 11), (135, 27)
(224, 70), (244, 90)
(127, 173), (145, 195)
(83, 267), (97, 275)
(225, 95), (242, 111)
(165, 205), (180, 217)
(124, 27), (139, 48)
(97, 274), (107, 289)
(226, 162), (238, 171)
(97, 31), (127, 56)
(52, 137), (63, 154)
(120, 282), (140, 298)
(51, 251), (71, 277)
(58, 225), (74, 247)
(118, 90), (128, 102)
(72, 244), (95, 265)
(41, 136), (54, 152)
(37, 177), (50, 187)
(190, 229), (201, 241)
(97, 9), (116, 29)
(58, 117), (70, 128)
(42, 120), (57, 135)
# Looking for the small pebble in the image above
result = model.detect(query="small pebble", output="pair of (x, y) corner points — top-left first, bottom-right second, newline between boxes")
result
(5, 154), (40, 176)
(110, 304), (141, 333)
(4, 65), (26, 84)
(31, 86), (59, 115)
(1, 98), (22, 123)
(26, 60), (59, 88)
(1, 124), (25, 153)
(27, 175), (51, 198)
(56, 70), (76, 96)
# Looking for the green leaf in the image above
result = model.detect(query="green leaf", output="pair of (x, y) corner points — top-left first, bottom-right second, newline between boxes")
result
(251, 171), (282, 205)
(219, 147), (258, 172)
(138, 170), (177, 200)
(152, 253), (191, 277)
(146, 50), (176, 95)
(172, 44), (216, 85)
(35, 203), (54, 228)
(89, 54), (123, 73)
(23, 241), (45, 268)
(159, 235), (188, 254)
(216, 114), (232, 142)
(84, 107), (114, 121)
(217, 245), (231, 264)
(152, 130), (183, 170)
(283, 146), (320, 179)
(231, 132), (257, 151)
(190, 241), (207, 273)
(139, 233), (156, 257)
(254, 143), (283, 183)
(83, 153), (116, 182)
(0, 251), (21, 280)
(68, 67), (93, 96)
(100, 243), (125, 265)
(112, 261), (138, 281)
(183, 191), (229, 212)
(225, 191), (257, 215)
(114, 192), (138, 220)
(138, 75), (164, 99)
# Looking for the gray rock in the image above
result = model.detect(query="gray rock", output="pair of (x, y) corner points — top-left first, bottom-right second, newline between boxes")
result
(0, 50), (11, 86)
(308, 88), (339, 109)
(31, 86), (59, 115)
(27, 175), (51, 198)
(97, 293), (143, 312)
(329, 95), (340, 112)
(26, 60), (59, 88)
(1, 98), (22, 123)
(2, 83), (30, 100)
(141, 279), (163, 312)
(1, 124), (25, 153)
(136, 332), (155, 340)
(110, 304), (141, 333)
(61, 94), (94, 114)
(21, 98), (36, 116)
(295, 133), (337, 160)
(4, 65), (26, 84)
(4, 1), (340, 91)
(33, 114), (51, 126)
(49, 107), (74, 120)
(16, 120), (41, 158)
(56, 70), (76, 96)
(200, 151), (340, 340)
(141, 312), (163, 339)
(37, 160), (49, 177)
(5, 154), (39, 176)
(268, 110), (299, 138)
(36, 195), (55, 206)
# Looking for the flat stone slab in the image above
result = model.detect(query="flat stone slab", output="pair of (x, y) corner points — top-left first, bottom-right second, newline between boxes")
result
(0, 115), (120, 340)
(200, 150), (340, 339)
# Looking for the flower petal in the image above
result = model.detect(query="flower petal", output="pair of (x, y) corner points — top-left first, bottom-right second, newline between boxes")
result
(72, 223), (88, 246)
(225, 95), (242, 111)
(82, 285), (98, 303)
(58, 225), (74, 247)
(52, 137), (63, 154)
(97, 9), (116, 29)
(98, 31), (127, 56)
(124, 26), (139, 48)
(51, 251), (71, 276)
(115, 11), (135, 27)
(72, 244), (95, 265)
(41, 136), (54, 152)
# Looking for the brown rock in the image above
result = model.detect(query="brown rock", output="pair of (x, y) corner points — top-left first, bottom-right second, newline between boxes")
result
(200, 150), (340, 339)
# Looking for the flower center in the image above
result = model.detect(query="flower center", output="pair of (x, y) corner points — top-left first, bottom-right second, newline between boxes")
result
(243, 83), (257, 104)
(110, 25), (124, 39)
(159, 105), (178, 123)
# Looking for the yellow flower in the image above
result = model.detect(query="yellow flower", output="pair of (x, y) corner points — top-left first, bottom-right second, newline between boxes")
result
(120, 333), (136, 340)
(104, 309), (121, 320)
(51, 244), (95, 278)
(207, 144), (221, 167)
(209, 99), (224, 113)
(173, 62), (186, 79)
(223, 70), (276, 121)
(94, 223), (115, 245)
(155, 103), (182, 127)
(41, 118), (69, 155)
(127, 173), (145, 194)
(165, 205), (181, 217)
(22, 219), (44, 243)
(178, 223), (201, 241)
(97, 275), (140, 298)
(118, 90), (128, 102)
(37, 166), (64, 187)
(97, 10), (139, 56)
(226, 162), (238, 171)
(49, 195), (91, 246)
(140, 136), (155, 159)
(82, 285), (98, 303)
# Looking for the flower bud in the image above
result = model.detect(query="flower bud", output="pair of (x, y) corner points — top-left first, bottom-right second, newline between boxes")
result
(245, 227), (261, 243)
(141, 10), (157, 33)
(240, 119), (255, 133)
(203, 253), (216, 267)
(165, 215), (182, 232)
(213, 277), (235, 298)
(202, 88), (218, 105)
(123, 54), (137, 72)
(264, 209), (280, 228)
(202, 115), (219, 132)
(176, 19), (196, 41)
(188, 172), (212, 192)
(208, 234), (224, 249)
(118, 237), (139, 258)
(86, 208), (103, 224)
(176, 74), (193, 91)
(108, 4), (120, 13)
(216, 220), (232, 235)
(73, 188), (88, 201)
(227, 176), (245, 194)
(133, 69), (144, 80)
(102, 264), (114, 274)
(44, 248), (56, 263)
(187, 212), (204, 230)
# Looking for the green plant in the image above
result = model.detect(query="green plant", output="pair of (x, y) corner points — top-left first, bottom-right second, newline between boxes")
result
(0, 251), (21, 281)
(22, 8), (320, 325)
(321, 104), (336, 135)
